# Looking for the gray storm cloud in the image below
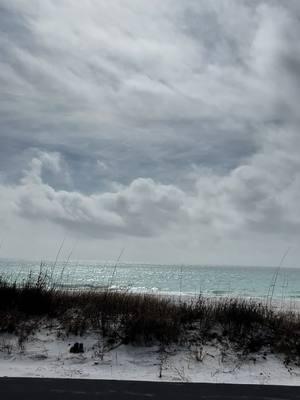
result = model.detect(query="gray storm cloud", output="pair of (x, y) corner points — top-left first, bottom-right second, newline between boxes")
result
(0, 0), (300, 263)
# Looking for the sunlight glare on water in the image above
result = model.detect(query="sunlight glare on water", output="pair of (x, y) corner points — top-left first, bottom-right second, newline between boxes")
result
(0, 258), (300, 300)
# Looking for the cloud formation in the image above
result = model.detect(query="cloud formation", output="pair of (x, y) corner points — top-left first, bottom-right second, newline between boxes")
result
(13, 152), (187, 238)
(0, 1), (300, 264)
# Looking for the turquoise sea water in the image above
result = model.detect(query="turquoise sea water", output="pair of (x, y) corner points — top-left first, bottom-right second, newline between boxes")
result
(0, 258), (299, 300)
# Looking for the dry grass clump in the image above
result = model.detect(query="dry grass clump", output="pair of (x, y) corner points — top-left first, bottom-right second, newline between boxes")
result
(0, 273), (299, 364)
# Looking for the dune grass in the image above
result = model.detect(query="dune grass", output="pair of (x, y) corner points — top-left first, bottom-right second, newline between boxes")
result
(0, 272), (299, 365)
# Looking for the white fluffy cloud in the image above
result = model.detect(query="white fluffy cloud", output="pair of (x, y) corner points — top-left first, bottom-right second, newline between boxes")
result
(1, 127), (299, 243)
(4, 152), (187, 238)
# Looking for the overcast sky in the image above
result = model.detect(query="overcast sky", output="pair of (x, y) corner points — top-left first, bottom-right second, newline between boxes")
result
(0, 0), (300, 266)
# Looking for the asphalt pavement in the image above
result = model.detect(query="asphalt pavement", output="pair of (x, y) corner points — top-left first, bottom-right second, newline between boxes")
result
(0, 378), (299, 399)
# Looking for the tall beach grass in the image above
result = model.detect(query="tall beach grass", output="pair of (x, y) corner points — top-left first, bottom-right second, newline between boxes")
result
(0, 270), (299, 365)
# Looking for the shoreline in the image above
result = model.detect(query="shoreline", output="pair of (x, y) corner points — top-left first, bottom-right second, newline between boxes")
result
(104, 290), (300, 312)
(53, 283), (300, 309)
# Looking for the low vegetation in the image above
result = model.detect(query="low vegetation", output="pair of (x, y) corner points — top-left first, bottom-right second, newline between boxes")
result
(0, 273), (299, 365)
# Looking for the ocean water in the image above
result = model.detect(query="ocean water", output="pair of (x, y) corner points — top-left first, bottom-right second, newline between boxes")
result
(0, 258), (300, 301)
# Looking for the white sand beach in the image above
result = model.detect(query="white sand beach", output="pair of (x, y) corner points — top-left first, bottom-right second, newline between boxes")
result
(0, 324), (299, 386)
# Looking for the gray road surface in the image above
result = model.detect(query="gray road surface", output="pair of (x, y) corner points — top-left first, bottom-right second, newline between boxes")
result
(0, 378), (299, 399)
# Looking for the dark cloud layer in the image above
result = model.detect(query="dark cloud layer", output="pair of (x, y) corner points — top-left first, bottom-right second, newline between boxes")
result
(0, 1), (300, 264)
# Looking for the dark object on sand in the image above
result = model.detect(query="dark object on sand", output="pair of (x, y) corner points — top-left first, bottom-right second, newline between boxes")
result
(70, 342), (84, 353)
